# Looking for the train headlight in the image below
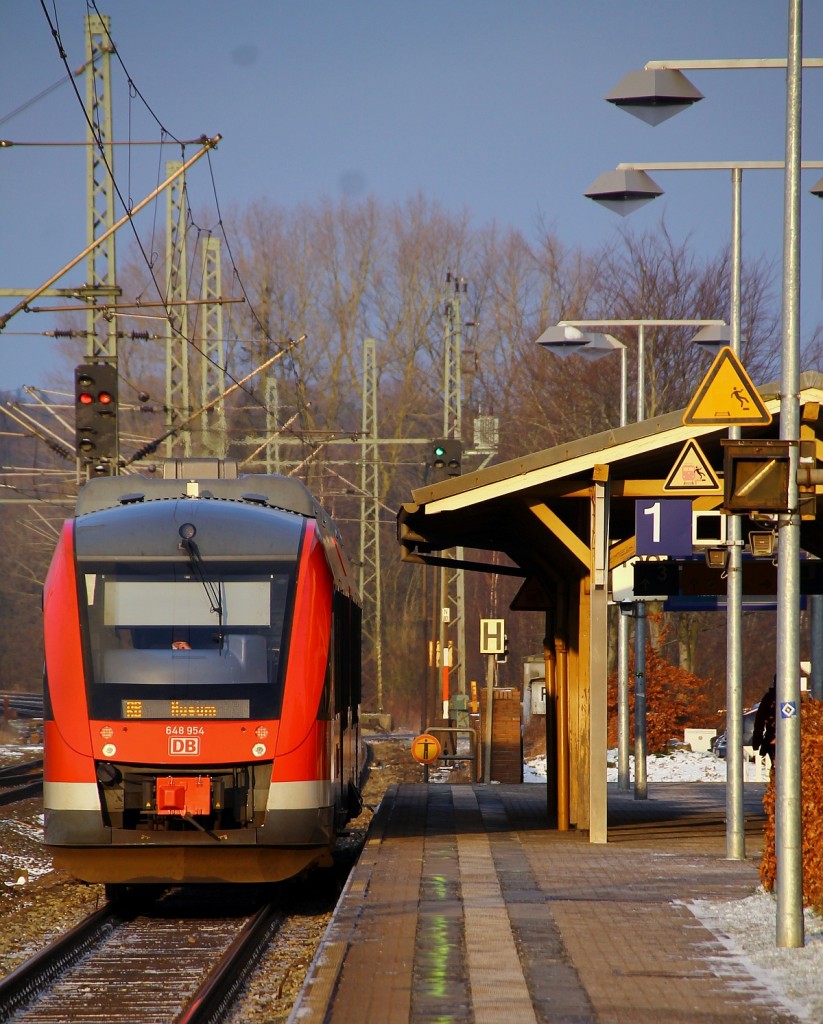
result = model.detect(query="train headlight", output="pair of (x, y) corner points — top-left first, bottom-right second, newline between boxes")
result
(101, 743), (117, 758)
(255, 726), (269, 739)
(252, 743), (266, 757)
(99, 726), (114, 740)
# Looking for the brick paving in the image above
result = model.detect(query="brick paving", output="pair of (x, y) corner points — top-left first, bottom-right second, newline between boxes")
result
(289, 782), (800, 1024)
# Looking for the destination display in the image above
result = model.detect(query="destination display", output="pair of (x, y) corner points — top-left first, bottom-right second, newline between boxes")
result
(121, 699), (251, 719)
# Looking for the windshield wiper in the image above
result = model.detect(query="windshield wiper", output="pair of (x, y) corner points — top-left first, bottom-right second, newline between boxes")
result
(178, 523), (224, 645)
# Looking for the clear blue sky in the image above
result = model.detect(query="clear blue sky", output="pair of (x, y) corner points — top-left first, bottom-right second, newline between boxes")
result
(3, 1), (823, 390)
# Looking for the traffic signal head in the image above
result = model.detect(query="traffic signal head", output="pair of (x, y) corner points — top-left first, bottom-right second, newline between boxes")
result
(75, 363), (118, 466)
(430, 439), (462, 482)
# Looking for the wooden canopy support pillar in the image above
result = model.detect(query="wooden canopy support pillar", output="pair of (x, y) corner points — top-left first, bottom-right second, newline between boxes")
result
(588, 468), (610, 843)
(529, 487), (608, 843)
(543, 609), (558, 822)
(554, 586), (570, 831)
(528, 500), (585, 834)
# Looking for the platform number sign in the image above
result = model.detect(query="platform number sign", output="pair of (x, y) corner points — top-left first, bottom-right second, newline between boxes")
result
(635, 500), (693, 557)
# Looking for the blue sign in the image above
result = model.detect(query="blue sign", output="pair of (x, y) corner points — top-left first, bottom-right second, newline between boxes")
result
(635, 500), (693, 557)
(780, 701), (798, 720)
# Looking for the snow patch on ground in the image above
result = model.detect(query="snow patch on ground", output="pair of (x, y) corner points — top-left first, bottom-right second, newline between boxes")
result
(524, 748), (767, 784)
(525, 747), (823, 1023)
(689, 892), (823, 1023)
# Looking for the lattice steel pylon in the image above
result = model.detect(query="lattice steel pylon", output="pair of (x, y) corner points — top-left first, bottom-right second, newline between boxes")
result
(84, 13), (118, 361)
(165, 161), (190, 456)
(442, 275), (467, 697)
(359, 338), (384, 710)
(199, 237), (227, 457)
(265, 376), (282, 474)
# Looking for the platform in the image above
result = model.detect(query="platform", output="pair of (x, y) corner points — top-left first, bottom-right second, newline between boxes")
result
(289, 781), (800, 1024)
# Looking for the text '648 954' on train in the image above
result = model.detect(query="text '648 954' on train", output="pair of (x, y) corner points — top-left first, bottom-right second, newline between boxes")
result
(42, 459), (363, 890)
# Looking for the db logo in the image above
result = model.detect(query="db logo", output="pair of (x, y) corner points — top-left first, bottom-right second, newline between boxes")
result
(169, 737), (200, 755)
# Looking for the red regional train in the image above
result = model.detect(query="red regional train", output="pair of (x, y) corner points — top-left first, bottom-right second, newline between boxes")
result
(43, 460), (362, 892)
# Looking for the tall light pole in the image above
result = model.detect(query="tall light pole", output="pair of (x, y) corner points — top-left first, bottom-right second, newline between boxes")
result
(586, 157), (823, 864)
(586, 161), (748, 854)
(588, 162), (752, 855)
(534, 324), (618, 813)
(555, 317), (726, 795)
(602, 11), (811, 943)
(776, 0), (804, 950)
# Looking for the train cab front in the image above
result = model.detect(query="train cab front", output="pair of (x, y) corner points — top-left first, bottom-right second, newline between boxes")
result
(43, 497), (340, 885)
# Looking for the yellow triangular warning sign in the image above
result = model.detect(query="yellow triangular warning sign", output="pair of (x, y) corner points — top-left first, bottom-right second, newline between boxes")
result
(663, 439), (721, 493)
(683, 347), (772, 426)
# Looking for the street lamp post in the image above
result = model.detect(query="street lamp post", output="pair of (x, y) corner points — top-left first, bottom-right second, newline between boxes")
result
(534, 324), (623, 812)
(587, 161), (751, 855)
(601, 9), (810, 944)
(776, 0), (804, 950)
(586, 157), (823, 864)
(556, 317), (726, 796)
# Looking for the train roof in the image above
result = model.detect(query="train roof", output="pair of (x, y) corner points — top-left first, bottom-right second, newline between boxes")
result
(75, 461), (320, 519)
(72, 460), (360, 601)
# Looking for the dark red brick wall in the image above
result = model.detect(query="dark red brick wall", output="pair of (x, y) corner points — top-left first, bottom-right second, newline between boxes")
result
(479, 687), (523, 783)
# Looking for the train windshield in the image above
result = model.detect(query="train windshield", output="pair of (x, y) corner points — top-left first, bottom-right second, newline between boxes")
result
(79, 563), (294, 721)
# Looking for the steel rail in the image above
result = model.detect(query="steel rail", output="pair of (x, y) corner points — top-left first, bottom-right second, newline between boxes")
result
(0, 904), (126, 1022)
(0, 779), (43, 806)
(0, 759), (42, 780)
(176, 902), (283, 1024)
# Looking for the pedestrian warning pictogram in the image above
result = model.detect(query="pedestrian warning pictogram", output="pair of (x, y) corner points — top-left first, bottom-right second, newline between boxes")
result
(682, 347), (772, 426)
(663, 439), (721, 493)
(410, 733), (442, 765)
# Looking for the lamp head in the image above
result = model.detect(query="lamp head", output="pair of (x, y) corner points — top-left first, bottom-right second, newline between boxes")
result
(605, 69), (704, 126)
(584, 169), (663, 216)
(534, 325), (594, 358)
(691, 324), (731, 358)
(576, 333), (626, 362)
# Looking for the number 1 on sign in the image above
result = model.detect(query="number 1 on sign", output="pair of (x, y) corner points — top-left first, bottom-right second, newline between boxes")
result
(644, 501), (661, 544)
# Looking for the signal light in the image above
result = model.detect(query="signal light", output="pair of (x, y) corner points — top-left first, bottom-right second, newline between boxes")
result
(430, 438), (462, 482)
(75, 362), (119, 469)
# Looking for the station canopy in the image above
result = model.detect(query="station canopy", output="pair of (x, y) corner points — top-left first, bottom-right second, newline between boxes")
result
(398, 371), (823, 594)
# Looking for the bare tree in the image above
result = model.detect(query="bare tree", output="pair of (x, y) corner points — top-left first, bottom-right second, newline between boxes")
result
(1, 197), (799, 723)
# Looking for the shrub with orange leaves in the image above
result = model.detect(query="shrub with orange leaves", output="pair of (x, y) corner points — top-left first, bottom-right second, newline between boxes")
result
(607, 619), (710, 755)
(759, 697), (823, 909)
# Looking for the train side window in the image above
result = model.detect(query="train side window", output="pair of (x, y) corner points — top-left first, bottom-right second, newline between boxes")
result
(332, 593), (361, 723)
(350, 602), (362, 715)
(333, 592), (348, 722)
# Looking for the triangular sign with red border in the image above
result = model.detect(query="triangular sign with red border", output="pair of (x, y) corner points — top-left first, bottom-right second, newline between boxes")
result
(663, 439), (721, 493)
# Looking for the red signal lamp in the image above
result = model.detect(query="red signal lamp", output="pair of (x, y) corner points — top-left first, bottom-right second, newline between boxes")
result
(98, 391), (113, 405)
(78, 392), (94, 405)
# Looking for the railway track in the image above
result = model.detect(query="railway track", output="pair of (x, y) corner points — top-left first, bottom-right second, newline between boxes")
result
(0, 738), (412, 1023)
(0, 888), (284, 1024)
(0, 760), (43, 807)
